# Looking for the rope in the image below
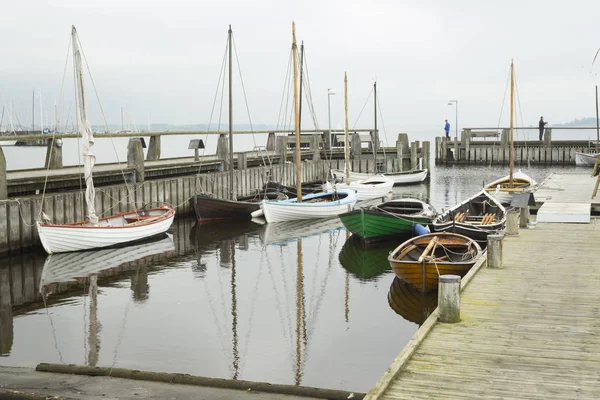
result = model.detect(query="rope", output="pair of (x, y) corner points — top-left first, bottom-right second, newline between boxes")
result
(232, 34), (271, 169)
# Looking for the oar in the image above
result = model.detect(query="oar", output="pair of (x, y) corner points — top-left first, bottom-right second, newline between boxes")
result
(418, 236), (439, 263)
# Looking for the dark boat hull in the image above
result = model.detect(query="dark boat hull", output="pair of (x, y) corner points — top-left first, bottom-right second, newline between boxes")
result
(189, 195), (260, 220)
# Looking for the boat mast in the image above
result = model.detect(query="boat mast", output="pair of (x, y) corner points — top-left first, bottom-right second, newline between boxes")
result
(596, 85), (600, 153)
(72, 25), (98, 224)
(32, 90), (35, 132)
(509, 60), (514, 185)
(292, 22), (302, 202)
(228, 25), (235, 200)
(344, 72), (350, 184)
(373, 81), (377, 169)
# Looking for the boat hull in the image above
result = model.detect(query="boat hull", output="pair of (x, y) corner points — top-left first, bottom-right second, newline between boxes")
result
(431, 189), (506, 243)
(261, 189), (358, 223)
(336, 177), (394, 201)
(484, 170), (537, 205)
(339, 208), (431, 242)
(384, 169), (428, 185)
(575, 152), (599, 166)
(190, 195), (261, 220)
(388, 232), (482, 293)
(36, 207), (176, 254)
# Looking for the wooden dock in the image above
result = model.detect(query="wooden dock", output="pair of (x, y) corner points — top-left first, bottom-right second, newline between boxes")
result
(365, 176), (600, 399)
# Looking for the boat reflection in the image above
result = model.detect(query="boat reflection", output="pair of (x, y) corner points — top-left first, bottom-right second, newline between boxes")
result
(259, 217), (343, 246)
(338, 234), (409, 282)
(387, 277), (437, 325)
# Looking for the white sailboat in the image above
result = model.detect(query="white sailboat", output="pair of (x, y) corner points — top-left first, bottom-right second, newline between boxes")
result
(259, 23), (358, 223)
(334, 75), (394, 201)
(484, 60), (537, 205)
(36, 26), (175, 254)
(331, 82), (427, 185)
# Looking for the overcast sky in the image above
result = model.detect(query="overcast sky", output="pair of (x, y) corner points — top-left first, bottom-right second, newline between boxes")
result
(2, 0), (600, 139)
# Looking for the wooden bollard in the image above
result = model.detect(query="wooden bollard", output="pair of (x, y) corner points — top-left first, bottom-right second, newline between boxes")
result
(438, 275), (461, 323)
(506, 209), (519, 235)
(487, 234), (503, 269)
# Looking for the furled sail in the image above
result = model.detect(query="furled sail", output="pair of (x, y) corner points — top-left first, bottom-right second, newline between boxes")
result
(71, 25), (98, 225)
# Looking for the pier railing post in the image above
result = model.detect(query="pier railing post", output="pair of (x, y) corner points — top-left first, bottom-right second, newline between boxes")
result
(310, 135), (321, 161)
(487, 234), (503, 269)
(0, 147), (7, 200)
(44, 138), (63, 170)
(410, 141), (418, 170)
(275, 136), (287, 164)
(216, 134), (229, 171)
(146, 135), (161, 161)
(438, 275), (461, 323)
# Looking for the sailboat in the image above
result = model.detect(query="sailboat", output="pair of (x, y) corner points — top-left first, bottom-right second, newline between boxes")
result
(331, 82), (427, 185)
(189, 27), (287, 220)
(333, 77), (394, 201)
(258, 23), (358, 224)
(36, 26), (175, 254)
(484, 60), (537, 205)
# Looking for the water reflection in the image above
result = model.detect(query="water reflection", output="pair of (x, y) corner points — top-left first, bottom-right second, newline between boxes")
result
(338, 235), (400, 282)
(387, 277), (437, 325)
(0, 266), (13, 356)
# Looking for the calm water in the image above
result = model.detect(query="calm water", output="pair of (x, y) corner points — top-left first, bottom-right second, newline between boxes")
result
(0, 163), (582, 392)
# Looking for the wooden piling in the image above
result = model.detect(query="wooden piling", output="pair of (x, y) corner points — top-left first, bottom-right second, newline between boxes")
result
(487, 234), (503, 268)
(506, 209), (519, 235)
(438, 274), (461, 323)
(146, 135), (161, 161)
(0, 147), (7, 200)
(44, 138), (63, 170)
(127, 138), (145, 183)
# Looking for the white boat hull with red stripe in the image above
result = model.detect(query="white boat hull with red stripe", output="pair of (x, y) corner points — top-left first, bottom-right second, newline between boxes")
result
(36, 206), (176, 254)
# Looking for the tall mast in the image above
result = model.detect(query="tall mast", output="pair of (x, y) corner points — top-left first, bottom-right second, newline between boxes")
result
(596, 85), (600, 153)
(344, 72), (350, 184)
(509, 60), (514, 185)
(72, 25), (98, 224)
(373, 81), (377, 166)
(292, 22), (302, 202)
(32, 90), (35, 132)
(228, 25), (235, 200)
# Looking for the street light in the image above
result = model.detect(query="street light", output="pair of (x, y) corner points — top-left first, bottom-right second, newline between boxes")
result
(447, 99), (458, 140)
(328, 88), (336, 148)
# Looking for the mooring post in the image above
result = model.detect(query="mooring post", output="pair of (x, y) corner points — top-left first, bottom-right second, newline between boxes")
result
(216, 134), (229, 171)
(487, 234), (503, 269)
(438, 275), (461, 323)
(453, 137), (459, 162)
(434, 137), (441, 165)
(275, 136), (287, 164)
(506, 208), (520, 235)
(422, 141), (430, 171)
(44, 138), (63, 169)
(397, 133), (409, 171)
(519, 206), (529, 227)
(310, 135), (321, 161)
(0, 147), (7, 200)
(146, 135), (161, 161)
(442, 137), (448, 164)
(266, 132), (276, 151)
(237, 152), (247, 170)
(127, 138), (145, 183)
(410, 141), (418, 170)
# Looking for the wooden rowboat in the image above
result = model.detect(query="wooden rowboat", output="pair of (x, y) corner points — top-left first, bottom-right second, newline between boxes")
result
(387, 232), (482, 293)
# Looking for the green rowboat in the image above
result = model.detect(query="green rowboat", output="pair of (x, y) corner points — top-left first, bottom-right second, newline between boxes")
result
(339, 198), (436, 243)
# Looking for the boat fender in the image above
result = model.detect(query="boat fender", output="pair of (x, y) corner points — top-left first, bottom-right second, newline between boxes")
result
(413, 224), (430, 236)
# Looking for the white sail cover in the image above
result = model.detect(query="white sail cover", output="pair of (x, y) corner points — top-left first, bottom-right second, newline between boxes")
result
(72, 26), (98, 225)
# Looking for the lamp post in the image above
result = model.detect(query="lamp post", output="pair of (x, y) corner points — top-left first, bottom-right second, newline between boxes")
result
(328, 88), (335, 148)
(447, 99), (458, 140)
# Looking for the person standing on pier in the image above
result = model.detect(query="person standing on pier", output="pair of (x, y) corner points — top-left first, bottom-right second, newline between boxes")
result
(444, 119), (450, 139)
(539, 116), (547, 141)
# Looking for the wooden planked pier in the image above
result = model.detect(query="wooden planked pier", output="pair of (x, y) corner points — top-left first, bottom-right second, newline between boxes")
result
(365, 175), (600, 399)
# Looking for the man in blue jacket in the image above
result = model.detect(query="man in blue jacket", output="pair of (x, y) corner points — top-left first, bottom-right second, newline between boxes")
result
(444, 120), (450, 139)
